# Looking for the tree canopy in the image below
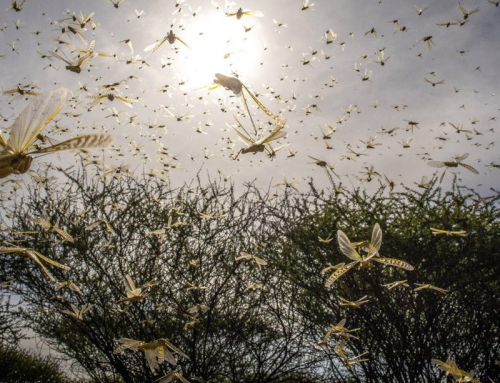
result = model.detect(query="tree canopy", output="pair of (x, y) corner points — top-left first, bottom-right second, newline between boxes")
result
(1, 164), (499, 382)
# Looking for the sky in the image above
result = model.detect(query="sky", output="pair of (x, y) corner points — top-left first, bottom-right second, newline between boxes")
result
(0, 0), (499, 197)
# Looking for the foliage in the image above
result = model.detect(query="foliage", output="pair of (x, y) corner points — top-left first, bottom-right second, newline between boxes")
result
(0, 343), (70, 383)
(0, 290), (23, 345)
(1, 165), (499, 382)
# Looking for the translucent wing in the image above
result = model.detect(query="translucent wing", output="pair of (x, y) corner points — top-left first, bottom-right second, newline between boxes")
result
(0, 131), (7, 148)
(374, 257), (414, 271)
(161, 339), (189, 359)
(32, 217), (52, 229)
(255, 125), (287, 145)
(53, 227), (74, 242)
(7, 88), (69, 153)
(144, 38), (166, 53)
(114, 338), (143, 353)
(370, 223), (382, 254)
(336, 318), (346, 329)
(325, 262), (357, 287)
(31, 134), (113, 154)
(49, 51), (71, 65)
(455, 153), (469, 162)
(75, 51), (96, 67)
(232, 126), (254, 147)
(235, 251), (253, 261)
(143, 348), (159, 370)
(124, 274), (136, 292)
(458, 162), (479, 174)
(253, 256), (268, 266)
(427, 161), (445, 168)
(337, 230), (362, 261)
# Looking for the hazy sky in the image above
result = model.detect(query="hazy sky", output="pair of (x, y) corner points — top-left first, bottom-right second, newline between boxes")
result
(1, 0), (499, 195)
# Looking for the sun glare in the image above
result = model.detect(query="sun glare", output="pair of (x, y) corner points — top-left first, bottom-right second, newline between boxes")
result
(174, 14), (262, 90)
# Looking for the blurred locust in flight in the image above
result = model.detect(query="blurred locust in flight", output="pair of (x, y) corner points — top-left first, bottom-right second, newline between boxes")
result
(144, 30), (189, 56)
(432, 357), (480, 382)
(50, 40), (97, 73)
(213, 73), (284, 134)
(0, 88), (113, 178)
(114, 338), (189, 371)
(430, 228), (467, 237)
(8, 0), (29, 12)
(427, 153), (479, 183)
(225, 7), (263, 19)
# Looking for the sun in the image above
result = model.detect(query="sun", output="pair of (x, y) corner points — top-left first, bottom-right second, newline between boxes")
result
(173, 13), (263, 91)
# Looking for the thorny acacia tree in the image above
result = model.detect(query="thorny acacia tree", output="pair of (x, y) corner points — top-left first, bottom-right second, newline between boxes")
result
(1, 164), (499, 382)
(0, 163), (321, 383)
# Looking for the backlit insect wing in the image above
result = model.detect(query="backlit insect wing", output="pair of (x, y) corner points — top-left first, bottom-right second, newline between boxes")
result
(231, 118), (255, 146)
(1, 89), (67, 177)
(427, 160), (448, 182)
(73, 40), (96, 65)
(5, 88), (69, 155)
(144, 36), (169, 54)
(458, 162), (479, 174)
(253, 255), (268, 269)
(373, 257), (414, 270)
(30, 134), (114, 154)
(62, 303), (92, 320)
(337, 230), (363, 262)
(325, 262), (357, 287)
(254, 123), (287, 146)
(368, 223), (382, 257)
(455, 153), (469, 162)
(114, 338), (144, 354)
(235, 251), (253, 261)
(124, 274), (137, 293)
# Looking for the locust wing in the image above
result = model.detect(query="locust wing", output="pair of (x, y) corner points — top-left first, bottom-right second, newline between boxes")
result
(427, 161), (446, 168)
(7, 88), (69, 154)
(337, 230), (362, 261)
(369, 223), (382, 256)
(325, 262), (357, 287)
(114, 338), (143, 353)
(458, 162), (479, 174)
(144, 37), (167, 54)
(373, 257), (414, 271)
(31, 134), (113, 154)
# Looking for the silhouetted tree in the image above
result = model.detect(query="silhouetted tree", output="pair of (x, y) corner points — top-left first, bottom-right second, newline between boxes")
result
(1, 164), (499, 382)
(0, 343), (70, 383)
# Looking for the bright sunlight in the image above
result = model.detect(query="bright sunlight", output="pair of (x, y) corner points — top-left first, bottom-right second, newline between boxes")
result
(174, 12), (263, 90)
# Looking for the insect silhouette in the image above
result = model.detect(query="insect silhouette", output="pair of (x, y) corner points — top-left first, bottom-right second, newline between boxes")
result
(144, 30), (190, 56)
